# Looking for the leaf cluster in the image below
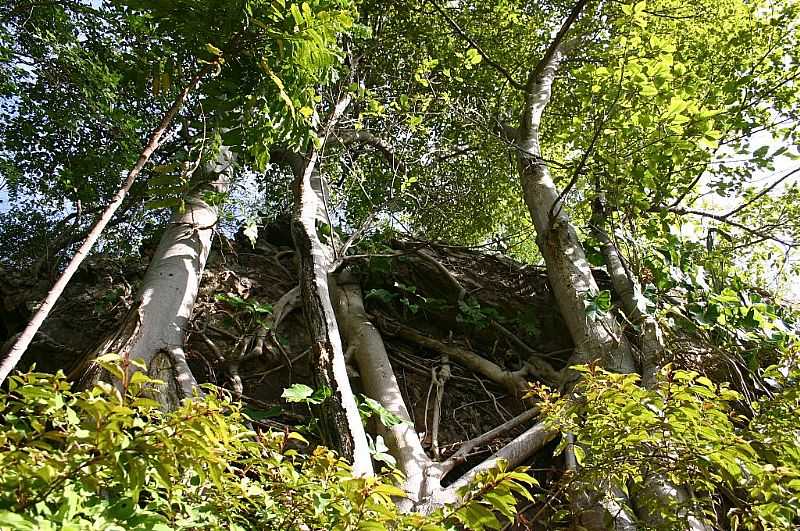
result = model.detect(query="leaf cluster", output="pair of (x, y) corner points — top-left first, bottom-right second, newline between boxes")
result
(0, 362), (539, 530)
(533, 361), (800, 529)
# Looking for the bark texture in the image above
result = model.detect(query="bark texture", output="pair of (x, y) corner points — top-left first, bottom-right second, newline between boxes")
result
(514, 8), (637, 527)
(334, 270), (440, 509)
(516, 52), (635, 378)
(289, 94), (373, 477)
(80, 147), (233, 408)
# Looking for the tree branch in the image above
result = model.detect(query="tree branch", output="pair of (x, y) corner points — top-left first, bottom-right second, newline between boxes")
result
(720, 166), (800, 220)
(440, 406), (540, 474)
(526, 0), (591, 93)
(333, 129), (407, 174)
(377, 317), (528, 396)
(425, 0), (525, 90)
(663, 206), (795, 247)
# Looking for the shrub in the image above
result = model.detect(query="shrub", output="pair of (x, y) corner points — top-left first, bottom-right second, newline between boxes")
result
(0, 357), (536, 530)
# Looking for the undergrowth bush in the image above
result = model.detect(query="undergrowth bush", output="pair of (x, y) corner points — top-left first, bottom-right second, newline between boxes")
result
(0, 356), (536, 530)
(533, 358), (800, 530)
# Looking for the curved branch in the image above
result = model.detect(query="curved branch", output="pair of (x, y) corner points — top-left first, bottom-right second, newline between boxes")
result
(526, 0), (591, 92)
(664, 206), (795, 247)
(720, 166), (800, 220)
(377, 318), (527, 396)
(334, 130), (407, 174)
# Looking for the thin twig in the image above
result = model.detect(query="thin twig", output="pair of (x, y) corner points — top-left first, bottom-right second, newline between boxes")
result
(431, 353), (450, 458)
(425, 0), (524, 90)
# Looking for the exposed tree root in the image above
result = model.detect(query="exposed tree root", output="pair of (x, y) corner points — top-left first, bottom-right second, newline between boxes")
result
(378, 317), (528, 396)
(440, 406), (540, 474)
(334, 270), (437, 508)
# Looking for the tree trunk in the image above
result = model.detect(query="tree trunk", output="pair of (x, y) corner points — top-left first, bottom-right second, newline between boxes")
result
(289, 95), (373, 476)
(79, 147), (233, 409)
(590, 194), (663, 386)
(515, 36), (638, 531)
(591, 195), (711, 531)
(334, 269), (439, 509)
(516, 62), (635, 377)
(0, 61), (217, 386)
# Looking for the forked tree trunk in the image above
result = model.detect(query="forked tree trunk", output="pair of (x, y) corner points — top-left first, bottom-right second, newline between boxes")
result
(79, 148), (233, 409)
(514, 22), (638, 531)
(334, 270), (561, 513)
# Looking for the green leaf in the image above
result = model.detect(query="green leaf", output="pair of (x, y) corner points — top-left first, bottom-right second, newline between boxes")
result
(0, 511), (38, 530)
(243, 406), (282, 420)
(465, 48), (483, 65)
(360, 396), (410, 428)
(573, 445), (586, 465)
(308, 386), (332, 405)
(457, 503), (502, 530)
(281, 383), (314, 403)
(243, 218), (259, 248)
(205, 43), (223, 56)
(290, 3), (303, 25)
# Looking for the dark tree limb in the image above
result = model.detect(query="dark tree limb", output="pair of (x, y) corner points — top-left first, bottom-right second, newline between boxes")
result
(333, 129), (407, 174)
(662, 206), (795, 247)
(425, 0), (525, 90)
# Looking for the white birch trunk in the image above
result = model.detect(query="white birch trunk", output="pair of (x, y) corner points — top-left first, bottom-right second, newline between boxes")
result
(333, 270), (440, 509)
(82, 147), (233, 408)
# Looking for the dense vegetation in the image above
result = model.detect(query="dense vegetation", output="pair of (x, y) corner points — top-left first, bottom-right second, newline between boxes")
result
(1, 0), (799, 529)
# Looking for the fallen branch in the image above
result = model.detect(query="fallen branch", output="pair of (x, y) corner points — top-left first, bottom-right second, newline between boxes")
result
(440, 406), (540, 474)
(431, 422), (556, 507)
(393, 241), (467, 302)
(378, 318), (527, 396)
